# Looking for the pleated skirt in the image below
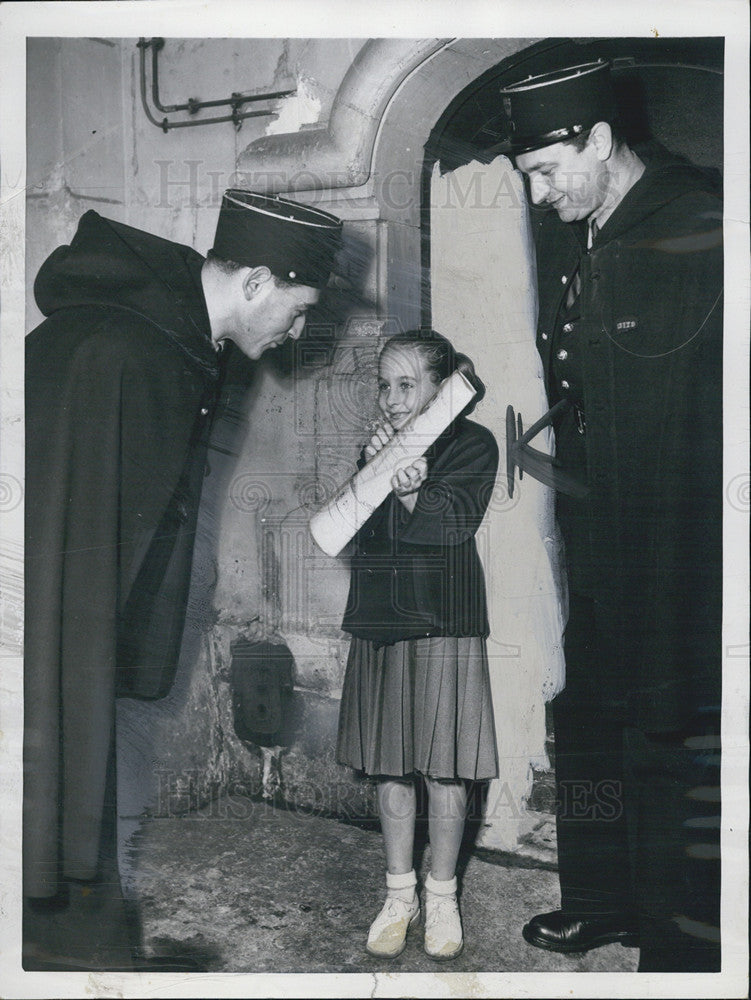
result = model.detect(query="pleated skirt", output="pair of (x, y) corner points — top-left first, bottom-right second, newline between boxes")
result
(336, 635), (498, 781)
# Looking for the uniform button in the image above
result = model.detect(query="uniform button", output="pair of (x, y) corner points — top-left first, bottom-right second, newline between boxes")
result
(557, 349), (568, 361)
(561, 274), (568, 284)
(563, 322), (574, 334)
(541, 331), (549, 340)
(200, 407), (209, 416)
(561, 379), (570, 389)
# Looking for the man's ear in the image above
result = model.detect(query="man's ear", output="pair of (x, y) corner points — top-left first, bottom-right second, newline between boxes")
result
(589, 121), (614, 162)
(241, 265), (273, 300)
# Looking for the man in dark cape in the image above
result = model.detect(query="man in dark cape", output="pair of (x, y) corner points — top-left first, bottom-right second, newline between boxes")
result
(501, 62), (722, 971)
(24, 190), (342, 970)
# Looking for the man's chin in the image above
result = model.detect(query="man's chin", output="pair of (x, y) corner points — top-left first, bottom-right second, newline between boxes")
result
(253, 340), (282, 359)
(553, 205), (574, 221)
(554, 203), (588, 223)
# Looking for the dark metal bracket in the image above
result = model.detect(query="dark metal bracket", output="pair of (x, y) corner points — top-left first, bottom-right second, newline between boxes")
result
(506, 399), (590, 499)
(138, 37), (296, 132)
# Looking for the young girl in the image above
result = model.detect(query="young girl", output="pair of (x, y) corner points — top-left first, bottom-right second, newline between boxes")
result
(336, 330), (499, 961)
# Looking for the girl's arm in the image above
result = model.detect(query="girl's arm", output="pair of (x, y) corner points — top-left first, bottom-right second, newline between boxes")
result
(395, 427), (500, 547)
(363, 420), (429, 512)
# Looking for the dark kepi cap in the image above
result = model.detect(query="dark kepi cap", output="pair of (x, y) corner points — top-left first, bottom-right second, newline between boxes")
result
(499, 60), (616, 155)
(212, 189), (343, 288)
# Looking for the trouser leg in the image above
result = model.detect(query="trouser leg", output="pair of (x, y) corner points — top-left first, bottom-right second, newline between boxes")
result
(623, 723), (721, 972)
(552, 595), (634, 916)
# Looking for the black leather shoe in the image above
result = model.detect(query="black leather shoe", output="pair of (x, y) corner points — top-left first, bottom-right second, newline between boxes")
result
(522, 910), (639, 953)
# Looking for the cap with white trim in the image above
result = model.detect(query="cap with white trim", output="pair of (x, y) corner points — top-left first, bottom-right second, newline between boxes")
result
(499, 60), (617, 156)
(212, 189), (343, 288)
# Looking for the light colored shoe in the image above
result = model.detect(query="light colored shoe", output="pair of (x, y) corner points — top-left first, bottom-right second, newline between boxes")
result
(424, 872), (463, 961)
(366, 869), (420, 959)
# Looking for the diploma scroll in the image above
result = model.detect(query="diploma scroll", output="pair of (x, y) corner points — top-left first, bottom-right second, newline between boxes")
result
(309, 369), (476, 557)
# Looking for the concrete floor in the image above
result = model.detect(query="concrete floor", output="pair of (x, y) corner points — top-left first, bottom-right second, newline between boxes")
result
(124, 793), (638, 974)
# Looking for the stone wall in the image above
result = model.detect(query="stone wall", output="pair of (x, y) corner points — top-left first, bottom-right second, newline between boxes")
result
(26, 36), (366, 325)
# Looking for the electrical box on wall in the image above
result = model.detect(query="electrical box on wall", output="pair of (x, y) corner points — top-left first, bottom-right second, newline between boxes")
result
(230, 637), (295, 747)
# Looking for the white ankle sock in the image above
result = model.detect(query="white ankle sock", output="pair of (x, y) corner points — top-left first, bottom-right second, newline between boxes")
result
(425, 872), (457, 896)
(385, 869), (417, 904)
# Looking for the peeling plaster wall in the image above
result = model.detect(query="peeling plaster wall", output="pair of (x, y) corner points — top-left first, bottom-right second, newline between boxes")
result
(26, 37), (366, 326)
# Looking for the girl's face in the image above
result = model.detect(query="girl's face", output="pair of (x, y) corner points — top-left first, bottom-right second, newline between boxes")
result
(377, 346), (439, 430)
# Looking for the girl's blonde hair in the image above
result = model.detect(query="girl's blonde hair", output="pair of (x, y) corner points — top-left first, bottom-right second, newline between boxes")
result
(379, 329), (485, 416)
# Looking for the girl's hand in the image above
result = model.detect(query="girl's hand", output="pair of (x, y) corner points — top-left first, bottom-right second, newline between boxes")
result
(364, 420), (395, 460)
(391, 457), (428, 497)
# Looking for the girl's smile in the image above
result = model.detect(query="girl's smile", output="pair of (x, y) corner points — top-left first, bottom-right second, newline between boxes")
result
(377, 346), (439, 430)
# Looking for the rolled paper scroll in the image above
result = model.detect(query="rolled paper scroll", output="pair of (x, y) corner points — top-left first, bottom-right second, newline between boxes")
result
(309, 369), (476, 557)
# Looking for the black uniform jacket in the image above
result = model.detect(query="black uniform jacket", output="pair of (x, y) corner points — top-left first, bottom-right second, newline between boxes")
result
(341, 418), (499, 648)
(25, 211), (223, 895)
(534, 145), (723, 731)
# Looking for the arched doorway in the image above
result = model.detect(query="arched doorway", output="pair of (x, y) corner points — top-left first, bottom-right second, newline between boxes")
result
(241, 35), (722, 326)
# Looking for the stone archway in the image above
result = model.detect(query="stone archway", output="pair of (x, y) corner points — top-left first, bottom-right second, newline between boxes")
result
(239, 35), (723, 325)
(238, 38), (544, 326)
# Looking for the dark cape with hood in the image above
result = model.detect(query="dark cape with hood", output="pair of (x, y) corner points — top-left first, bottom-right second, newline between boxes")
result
(534, 142), (723, 732)
(24, 211), (223, 897)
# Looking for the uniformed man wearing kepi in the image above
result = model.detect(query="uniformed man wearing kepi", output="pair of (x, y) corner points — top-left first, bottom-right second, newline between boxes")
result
(24, 190), (343, 971)
(501, 60), (722, 971)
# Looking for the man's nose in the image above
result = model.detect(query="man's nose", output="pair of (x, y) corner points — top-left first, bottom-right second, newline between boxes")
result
(529, 174), (550, 205)
(287, 316), (306, 341)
